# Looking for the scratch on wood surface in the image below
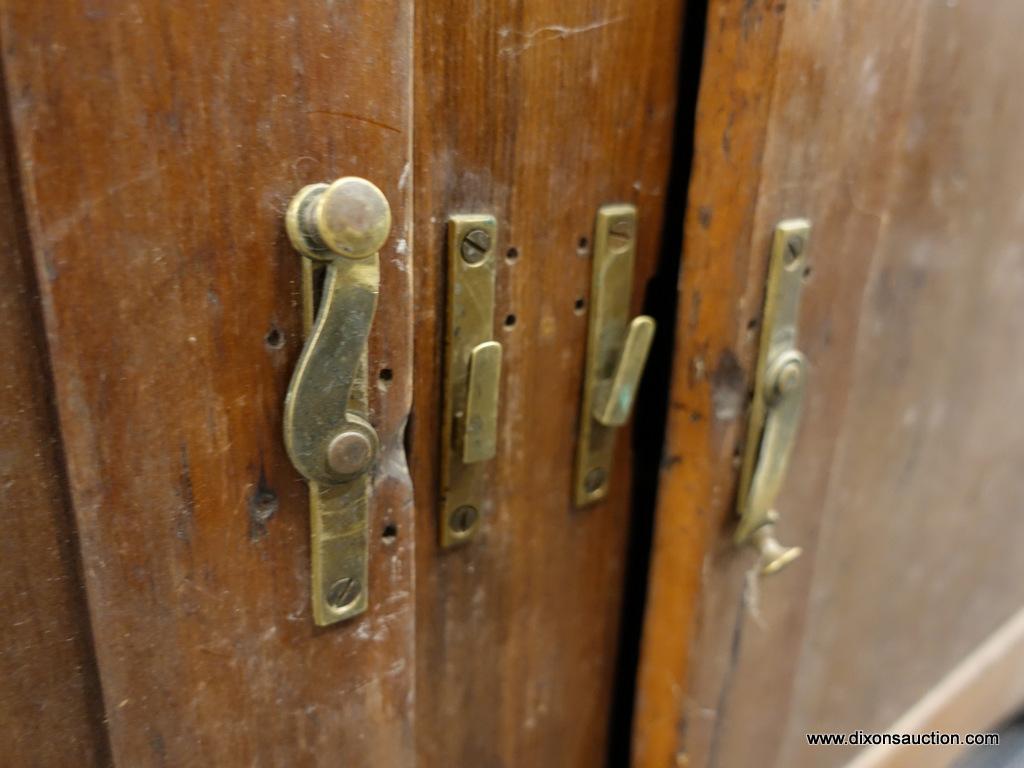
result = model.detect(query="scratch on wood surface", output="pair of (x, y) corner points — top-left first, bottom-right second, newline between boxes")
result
(304, 110), (400, 134)
(40, 163), (166, 249)
(499, 16), (625, 57)
(707, 587), (749, 768)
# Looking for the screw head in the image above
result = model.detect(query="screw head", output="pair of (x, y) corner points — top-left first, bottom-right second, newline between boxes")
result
(327, 428), (376, 477)
(775, 359), (803, 395)
(608, 219), (634, 251)
(326, 577), (360, 610)
(584, 468), (608, 494)
(449, 505), (479, 533)
(314, 177), (392, 260)
(460, 229), (492, 264)
(785, 234), (804, 263)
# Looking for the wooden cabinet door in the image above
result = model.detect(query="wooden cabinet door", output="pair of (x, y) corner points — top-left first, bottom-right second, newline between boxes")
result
(635, 2), (1024, 767)
(0, 1), (685, 766)
(0, 3), (416, 765)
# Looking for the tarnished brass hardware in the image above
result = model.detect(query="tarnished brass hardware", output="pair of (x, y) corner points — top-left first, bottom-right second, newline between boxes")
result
(574, 203), (656, 506)
(283, 177), (390, 625)
(440, 214), (502, 547)
(735, 219), (811, 575)
(463, 341), (503, 463)
(594, 316), (656, 427)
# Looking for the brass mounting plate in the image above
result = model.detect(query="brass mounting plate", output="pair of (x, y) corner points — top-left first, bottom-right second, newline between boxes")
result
(574, 203), (651, 506)
(735, 219), (811, 547)
(295, 258), (374, 624)
(439, 214), (501, 547)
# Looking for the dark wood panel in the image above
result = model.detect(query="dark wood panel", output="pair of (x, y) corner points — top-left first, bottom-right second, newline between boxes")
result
(636, 1), (1024, 766)
(0, 87), (109, 766)
(0, 3), (414, 765)
(412, 1), (686, 765)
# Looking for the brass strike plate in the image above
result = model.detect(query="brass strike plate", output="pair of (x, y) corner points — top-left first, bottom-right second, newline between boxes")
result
(439, 214), (502, 547)
(574, 204), (655, 506)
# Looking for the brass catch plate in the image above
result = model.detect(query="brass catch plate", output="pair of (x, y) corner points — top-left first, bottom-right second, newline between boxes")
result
(574, 203), (654, 506)
(439, 214), (501, 547)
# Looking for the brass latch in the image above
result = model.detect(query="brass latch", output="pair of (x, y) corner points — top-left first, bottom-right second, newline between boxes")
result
(438, 214), (503, 547)
(283, 177), (391, 624)
(575, 203), (655, 506)
(735, 219), (811, 575)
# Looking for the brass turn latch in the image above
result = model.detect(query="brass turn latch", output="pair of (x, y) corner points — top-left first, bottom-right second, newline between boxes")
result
(439, 214), (503, 547)
(575, 203), (656, 506)
(283, 177), (391, 625)
(735, 219), (811, 575)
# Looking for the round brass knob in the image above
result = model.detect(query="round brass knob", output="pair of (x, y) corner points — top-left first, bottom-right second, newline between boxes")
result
(286, 176), (391, 261)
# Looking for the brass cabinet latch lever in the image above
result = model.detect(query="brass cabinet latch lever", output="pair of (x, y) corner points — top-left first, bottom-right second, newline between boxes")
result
(735, 219), (811, 575)
(575, 203), (656, 506)
(283, 177), (391, 624)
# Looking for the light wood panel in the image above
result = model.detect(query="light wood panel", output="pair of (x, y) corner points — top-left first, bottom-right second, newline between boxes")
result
(635, 1), (1024, 766)
(0, 3), (415, 765)
(412, 1), (686, 765)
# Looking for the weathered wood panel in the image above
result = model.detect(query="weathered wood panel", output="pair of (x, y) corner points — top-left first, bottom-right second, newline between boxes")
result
(0, 3), (414, 765)
(0, 94), (109, 766)
(412, 1), (686, 765)
(636, 1), (1024, 767)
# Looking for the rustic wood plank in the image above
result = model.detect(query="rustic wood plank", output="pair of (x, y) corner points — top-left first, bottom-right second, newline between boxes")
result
(0, 3), (415, 765)
(0, 88), (110, 766)
(411, 1), (686, 765)
(636, 1), (1024, 766)
(630, 0), (788, 763)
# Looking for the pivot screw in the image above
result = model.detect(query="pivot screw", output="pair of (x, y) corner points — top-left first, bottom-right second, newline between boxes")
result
(327, 429), (375, 477)
(460, 229), (492, 264)
(775, 359), (803, 395)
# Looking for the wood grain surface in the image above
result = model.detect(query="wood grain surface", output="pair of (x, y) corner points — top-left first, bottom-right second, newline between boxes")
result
(0, 3), (415, 765)
(412, 1), (685, 765)
(0, 90), (110, 766)
(634, 1), (1024, 766)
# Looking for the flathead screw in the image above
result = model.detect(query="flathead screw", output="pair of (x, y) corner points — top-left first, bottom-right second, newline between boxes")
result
(584, 468), (608, 495)
(785, 235), (804, 263)
(449, 505), (479, 533)
(608, 219), (634, 251)
(460, 229), (491, 264)
(326, 577), (360, 610)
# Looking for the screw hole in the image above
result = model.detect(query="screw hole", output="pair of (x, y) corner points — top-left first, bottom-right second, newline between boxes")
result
(577, 236), (589, 254)
(574, 297), (586, 314)
(264, 326), (285, 350)
(252, 490), (278, 523)
(379, 368), (393, 382)
(506, 247), (519, 263)
(746, 318), (758, 331)
(381, 523), (397, 544)
(803, 266), (813, 279)
(504, 313), (517, 328)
